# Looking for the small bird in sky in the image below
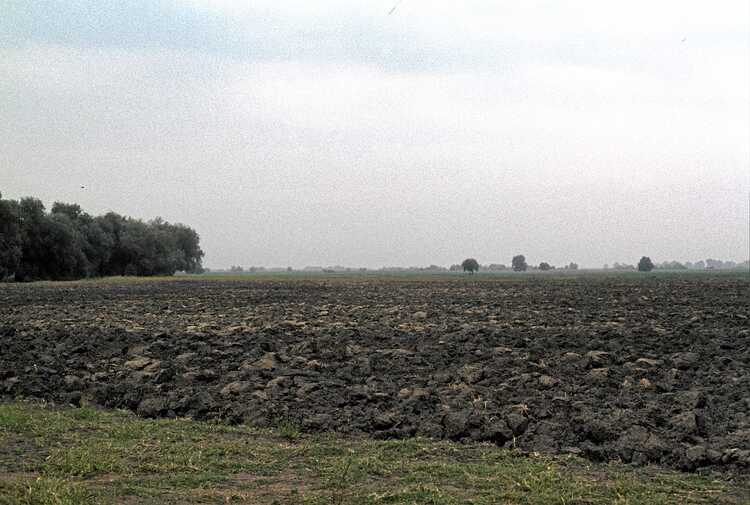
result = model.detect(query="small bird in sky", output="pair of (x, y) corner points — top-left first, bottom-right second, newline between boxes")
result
(80, 185), (86, 189)
(388, 0), (404, 15)
(681, 37), (687, 42)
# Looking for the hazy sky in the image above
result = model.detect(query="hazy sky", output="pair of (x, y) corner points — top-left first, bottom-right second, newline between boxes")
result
(2, 1), (748, 268)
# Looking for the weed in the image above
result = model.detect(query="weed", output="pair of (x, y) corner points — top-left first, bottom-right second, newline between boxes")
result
(277, 419), (302, 441)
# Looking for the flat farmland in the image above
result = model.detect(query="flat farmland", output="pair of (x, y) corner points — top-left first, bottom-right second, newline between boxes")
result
(1, 273), (748, 474)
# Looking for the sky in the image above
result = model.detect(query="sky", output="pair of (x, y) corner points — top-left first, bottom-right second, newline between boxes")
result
(1, 0), (748, 269)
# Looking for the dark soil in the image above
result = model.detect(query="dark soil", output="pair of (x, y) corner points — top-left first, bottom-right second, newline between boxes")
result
(1, 274), (748, 472)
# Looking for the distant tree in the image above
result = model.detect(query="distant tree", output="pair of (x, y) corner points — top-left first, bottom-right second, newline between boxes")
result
(15, 197), (57, 281)
(511, 255), (527, 272)
(0, 193), (22, 280)
(169, 222), (204, 273)
(705, 258), (733, 269)
(657, 261), (686, 270)
(230, 265), (244, 272)
(461, 258), (479, 274)
(613, 262), (635, 271)
(638, 256), (655, 272)
(80, 219), (114, 276)
(449, 264), (462, 272)
(485, 263), (507, 271)
(538, 262), (552, 271)
(567, 262), (579, 270)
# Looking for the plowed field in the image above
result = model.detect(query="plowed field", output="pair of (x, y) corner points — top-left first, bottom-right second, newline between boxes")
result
(1, 273), (748, 472)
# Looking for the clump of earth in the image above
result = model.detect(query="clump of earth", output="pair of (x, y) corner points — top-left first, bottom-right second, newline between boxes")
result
(1, 275), (748, 472)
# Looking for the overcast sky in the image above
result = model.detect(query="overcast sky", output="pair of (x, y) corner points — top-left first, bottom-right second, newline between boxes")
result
(2, 1), (748, 268)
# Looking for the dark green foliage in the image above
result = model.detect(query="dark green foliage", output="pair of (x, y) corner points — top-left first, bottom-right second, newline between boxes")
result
(0, 193), (203, 281)
(0, 193), (22, 280)
(461, 258), (479, 273)
(512, 254), (527, 272)
(538, 262), (552, 271)
(638, 256), (655, 272)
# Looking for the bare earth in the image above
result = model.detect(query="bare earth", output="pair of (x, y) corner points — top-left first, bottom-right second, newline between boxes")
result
(1, 273), (748, 472)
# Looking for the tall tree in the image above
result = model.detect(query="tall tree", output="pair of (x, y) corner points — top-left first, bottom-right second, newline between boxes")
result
(512, 255), (528, 272)
(461, 258), (479, 274)
(0, 193), (22, 279)
(638, 256), (655, 272)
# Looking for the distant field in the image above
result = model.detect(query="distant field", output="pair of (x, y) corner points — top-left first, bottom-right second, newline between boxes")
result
(15, 268), (747, 286)
(1, 401), (748, 505)
(182, 268), (749, 283)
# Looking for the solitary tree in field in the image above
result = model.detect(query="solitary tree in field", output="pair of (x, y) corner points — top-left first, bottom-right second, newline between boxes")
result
(538, 262), (552, 271)
(638, 256), (655, 272)
(461, 258), (479, 274)
(512, 255), (527, 272)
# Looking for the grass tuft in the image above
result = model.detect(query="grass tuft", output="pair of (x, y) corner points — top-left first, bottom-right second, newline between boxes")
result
(43, 443), (122, 477)
(0, 404), (34, 434)
(0, 477), (98, 505)
(276, 419), (302, 441)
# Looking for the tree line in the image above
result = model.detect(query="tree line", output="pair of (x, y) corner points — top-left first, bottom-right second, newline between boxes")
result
(458, 255), (750, 273)
(457, 255), (579, 273)
(0, 193), (204, 281)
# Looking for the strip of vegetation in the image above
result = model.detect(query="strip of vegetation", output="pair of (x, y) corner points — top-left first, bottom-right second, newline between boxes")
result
(0, 401), (747, 504)
(0, 193), (204, 281)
